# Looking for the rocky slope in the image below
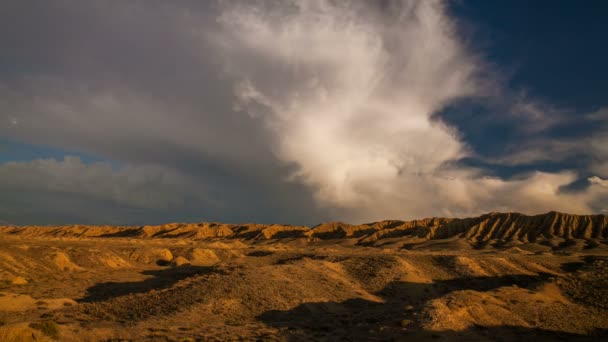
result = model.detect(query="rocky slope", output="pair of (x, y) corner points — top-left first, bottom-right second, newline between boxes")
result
(1, 212), (606, 247)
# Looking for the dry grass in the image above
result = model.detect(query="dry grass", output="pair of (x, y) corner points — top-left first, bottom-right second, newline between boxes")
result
(29, 320), (59, 339)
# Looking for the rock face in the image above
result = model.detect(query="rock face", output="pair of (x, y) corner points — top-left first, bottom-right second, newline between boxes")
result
(431, 212), (608, 242)
(0, 212), (606, 247)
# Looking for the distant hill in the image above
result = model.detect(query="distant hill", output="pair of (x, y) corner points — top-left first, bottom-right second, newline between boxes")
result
(1, 212), (606, 251)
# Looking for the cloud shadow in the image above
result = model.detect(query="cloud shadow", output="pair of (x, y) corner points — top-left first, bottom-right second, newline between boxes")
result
(257, 273), (606, 341)
(79, 265), (218, 303)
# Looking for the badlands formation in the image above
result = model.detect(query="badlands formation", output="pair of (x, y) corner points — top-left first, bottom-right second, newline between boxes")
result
(0, 211), (607, 341)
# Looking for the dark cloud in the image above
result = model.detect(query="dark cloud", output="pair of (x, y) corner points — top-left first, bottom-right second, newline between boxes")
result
(0, 1), (329, 225)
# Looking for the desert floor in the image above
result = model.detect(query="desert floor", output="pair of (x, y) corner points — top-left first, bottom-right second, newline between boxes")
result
(1, 230), (607, 341)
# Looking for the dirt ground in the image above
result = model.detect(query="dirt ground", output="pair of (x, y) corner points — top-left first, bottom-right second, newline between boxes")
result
(1, 216), (607, 341)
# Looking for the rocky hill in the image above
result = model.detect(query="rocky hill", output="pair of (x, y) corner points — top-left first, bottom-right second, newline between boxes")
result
(1, 212), (606, 249)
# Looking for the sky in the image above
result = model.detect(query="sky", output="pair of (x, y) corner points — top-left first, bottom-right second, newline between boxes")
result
(0, 0), (607, 225)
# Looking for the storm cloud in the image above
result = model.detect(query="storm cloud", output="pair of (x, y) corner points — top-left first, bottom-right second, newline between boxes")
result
(0, 0), (606, 224)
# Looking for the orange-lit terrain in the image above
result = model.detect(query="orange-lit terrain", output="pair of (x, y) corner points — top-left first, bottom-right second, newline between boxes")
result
(1, 212), (607, 341)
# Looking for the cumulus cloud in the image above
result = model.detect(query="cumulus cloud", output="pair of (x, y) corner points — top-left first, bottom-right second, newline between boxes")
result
(215, 1), (474, 212)
(0, 0), (605, 224)
(212, 0), (607, 221)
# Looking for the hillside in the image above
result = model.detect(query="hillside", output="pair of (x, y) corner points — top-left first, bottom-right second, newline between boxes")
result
(1, 212), (608, 341)
(1, 212), (606, 249)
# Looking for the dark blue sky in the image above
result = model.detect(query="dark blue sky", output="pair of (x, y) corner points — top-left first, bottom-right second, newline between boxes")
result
(441, 0), (608, 177)
(451, 0), (608, 110)
(0, 1), (606, 225)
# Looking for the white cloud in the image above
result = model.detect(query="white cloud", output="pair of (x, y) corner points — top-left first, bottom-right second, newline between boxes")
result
(589, 176), (608, 188)
(213, 0), (607, 221)
(216, 1), (473, 206)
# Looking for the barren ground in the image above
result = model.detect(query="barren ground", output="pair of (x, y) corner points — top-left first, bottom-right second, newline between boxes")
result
(1, 213), (607, 341)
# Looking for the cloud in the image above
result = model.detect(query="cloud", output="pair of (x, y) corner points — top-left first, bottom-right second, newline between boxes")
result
(0, 156), (219, 225)
(0, 0), (606, 224)
(0, 77), (328, 224)
(0, 157), (202, 209)
(483, 139), (583, 166)
(587, 108), (608, 177)
(212, 0), (607, 221)
(589, 176), (608, 188)
(215, 0), (475, 211)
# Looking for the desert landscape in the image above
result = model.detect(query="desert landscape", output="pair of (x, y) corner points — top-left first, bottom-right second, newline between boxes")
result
(2, 0), (608, 341)
(0, 211), (606, 341)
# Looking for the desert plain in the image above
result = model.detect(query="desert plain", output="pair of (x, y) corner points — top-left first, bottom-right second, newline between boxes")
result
(0, 211), (607, 341)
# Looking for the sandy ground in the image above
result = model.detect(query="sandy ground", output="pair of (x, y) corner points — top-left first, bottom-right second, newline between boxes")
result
(1, 215), (607, 341)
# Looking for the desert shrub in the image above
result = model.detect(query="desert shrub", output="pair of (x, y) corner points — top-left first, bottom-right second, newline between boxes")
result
(29, 320), (59, 339)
